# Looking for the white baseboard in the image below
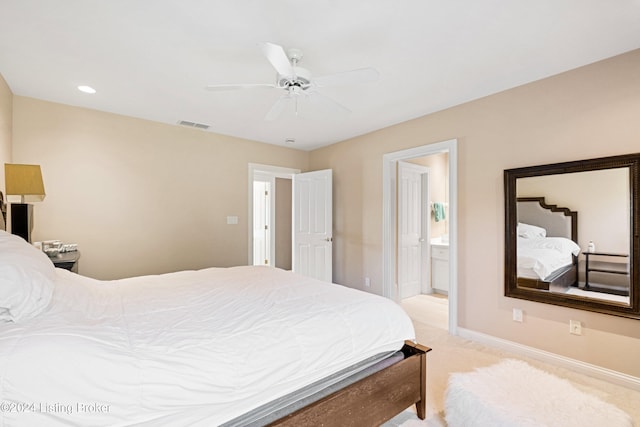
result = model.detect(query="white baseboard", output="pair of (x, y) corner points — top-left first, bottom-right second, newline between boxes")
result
(457, 327), (640, 391)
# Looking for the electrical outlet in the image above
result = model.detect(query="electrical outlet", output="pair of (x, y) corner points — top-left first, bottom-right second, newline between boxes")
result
(512, 308), (523, 322)
(570, 320), (582, 335)
(364, 277), (371, 287)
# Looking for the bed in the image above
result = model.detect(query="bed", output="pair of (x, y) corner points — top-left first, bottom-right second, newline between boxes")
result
(516, 197), (581, 291)
(0, 230), (430, 426)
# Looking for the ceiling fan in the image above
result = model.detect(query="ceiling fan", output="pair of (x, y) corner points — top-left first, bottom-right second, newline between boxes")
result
(205, 42), (379, 121)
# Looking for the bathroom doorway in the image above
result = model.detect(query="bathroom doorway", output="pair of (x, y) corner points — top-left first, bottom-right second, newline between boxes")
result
(382, 139), (457, 334)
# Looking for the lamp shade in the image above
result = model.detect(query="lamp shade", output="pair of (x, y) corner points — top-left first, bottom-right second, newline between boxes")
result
(4, 163), (46, 203)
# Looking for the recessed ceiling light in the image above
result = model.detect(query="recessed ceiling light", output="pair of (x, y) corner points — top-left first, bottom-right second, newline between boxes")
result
(77, 85), (96, 94)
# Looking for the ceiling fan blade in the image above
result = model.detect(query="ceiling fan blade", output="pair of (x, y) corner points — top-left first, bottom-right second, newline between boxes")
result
(306, 91), (351, 116)
(264, 94), (292, 121)
(259, 42), (294, 77)
(313, 67), (379, 88)
(205, 83), (275, 91)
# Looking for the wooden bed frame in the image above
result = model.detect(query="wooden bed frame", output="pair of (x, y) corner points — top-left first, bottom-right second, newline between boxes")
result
(269, 341), (432, 426)
(516, 197), (578, 291)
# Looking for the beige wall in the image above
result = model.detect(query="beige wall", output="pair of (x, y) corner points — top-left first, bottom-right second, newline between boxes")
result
(12, 97), (309, 279)
(274, 177), (292, 270)
(409, 153), (449, 238)
(0, 74), (12, 190)
(0, 74), (12, 231)
(309, 49), (640, 377)
(517, 169), (629, 253)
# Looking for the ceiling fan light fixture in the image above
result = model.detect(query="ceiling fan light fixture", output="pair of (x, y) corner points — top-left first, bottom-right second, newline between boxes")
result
(277, 66), (312, 89)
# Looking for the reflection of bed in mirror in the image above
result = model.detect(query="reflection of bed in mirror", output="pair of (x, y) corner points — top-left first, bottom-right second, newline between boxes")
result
(516, 197), (580, 291)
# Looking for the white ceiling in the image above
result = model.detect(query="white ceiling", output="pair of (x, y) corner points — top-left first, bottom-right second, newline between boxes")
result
(1, 1), (640, 151)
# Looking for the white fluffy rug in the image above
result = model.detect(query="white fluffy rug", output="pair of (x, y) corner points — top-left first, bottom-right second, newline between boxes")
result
(443, 359), (634, 427)
(384, 408), (445, 427)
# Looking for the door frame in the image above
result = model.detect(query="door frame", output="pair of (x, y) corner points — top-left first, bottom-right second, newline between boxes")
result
(382, 139), (458, 335)
(420, 170), (431, 293)
(248, 163), (300, 266)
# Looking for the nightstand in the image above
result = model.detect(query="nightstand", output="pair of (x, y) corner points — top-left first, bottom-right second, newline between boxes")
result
(50, 251), (81, 273)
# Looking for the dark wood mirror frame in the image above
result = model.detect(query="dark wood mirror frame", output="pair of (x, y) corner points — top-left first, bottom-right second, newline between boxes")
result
(504, 153), (640, 319)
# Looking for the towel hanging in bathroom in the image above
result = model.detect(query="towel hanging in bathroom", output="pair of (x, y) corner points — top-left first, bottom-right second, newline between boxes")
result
(433, 202), (446, 222)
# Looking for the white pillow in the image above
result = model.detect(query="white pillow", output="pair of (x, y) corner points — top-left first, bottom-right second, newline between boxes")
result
(517, 222), (547, 239)
(0, 230), (56, 322)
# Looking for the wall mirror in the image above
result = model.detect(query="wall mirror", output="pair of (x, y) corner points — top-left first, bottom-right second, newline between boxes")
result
(504, 153), (640, 319)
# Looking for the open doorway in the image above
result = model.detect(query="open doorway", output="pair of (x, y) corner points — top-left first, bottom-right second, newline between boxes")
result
(248, 164), (299, 269)
(248, 165), (333, 282)
(400, 153), (450, 297)
(383, 139), (458, 334)
(252, 174), (293, 269)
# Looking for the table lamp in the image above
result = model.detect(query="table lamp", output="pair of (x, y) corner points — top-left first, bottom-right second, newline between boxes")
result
(4, 163), (46, 242)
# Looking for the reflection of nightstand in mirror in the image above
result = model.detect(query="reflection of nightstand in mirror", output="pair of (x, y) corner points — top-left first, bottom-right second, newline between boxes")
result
(51, 251), (81, 273)
(584, 251), (629, 295)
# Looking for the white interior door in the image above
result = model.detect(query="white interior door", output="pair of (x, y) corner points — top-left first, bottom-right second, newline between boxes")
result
(398, 162), (428, 299)
(252, 180), (271, 265)
(293, 169), (332, 282)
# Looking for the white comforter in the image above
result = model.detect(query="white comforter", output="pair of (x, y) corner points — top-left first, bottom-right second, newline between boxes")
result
(517, 237), (581, 280)
(0, 266), (414, 426)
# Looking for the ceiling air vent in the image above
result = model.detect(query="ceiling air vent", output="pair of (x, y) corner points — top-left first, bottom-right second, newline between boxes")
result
(178, 120), (210, 130)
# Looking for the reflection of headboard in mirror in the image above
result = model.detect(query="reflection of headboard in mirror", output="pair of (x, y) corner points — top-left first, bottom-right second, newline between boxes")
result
(516, 197), (577, 242)
(516, 197), (579, 291)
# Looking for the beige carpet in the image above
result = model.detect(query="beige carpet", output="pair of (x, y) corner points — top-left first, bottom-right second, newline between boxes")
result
(384, 294), (640, 426)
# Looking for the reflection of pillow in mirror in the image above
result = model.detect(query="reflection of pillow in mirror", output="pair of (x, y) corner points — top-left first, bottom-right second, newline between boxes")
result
(517, 222), (547, 239)
(0, 230), (56, 322)
(521, 236), (581, 256)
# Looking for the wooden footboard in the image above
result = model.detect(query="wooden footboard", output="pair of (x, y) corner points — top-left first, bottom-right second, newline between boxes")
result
(268, 341), (431, 427)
